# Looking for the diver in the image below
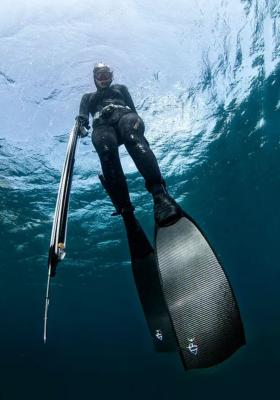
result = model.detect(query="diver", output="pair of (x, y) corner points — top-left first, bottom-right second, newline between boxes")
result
(76, 62), (182, 227)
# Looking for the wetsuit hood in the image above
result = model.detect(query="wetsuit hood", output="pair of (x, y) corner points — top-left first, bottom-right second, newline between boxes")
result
(93, 62), (113, 89)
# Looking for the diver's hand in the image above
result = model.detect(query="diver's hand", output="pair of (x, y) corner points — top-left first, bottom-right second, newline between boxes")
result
(79, 126), (90, 138)
(75, 115), (90, 129)
(75, 115), (90, 137)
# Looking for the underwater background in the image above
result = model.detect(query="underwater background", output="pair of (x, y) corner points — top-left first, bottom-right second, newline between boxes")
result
(0, 0), (279, 398)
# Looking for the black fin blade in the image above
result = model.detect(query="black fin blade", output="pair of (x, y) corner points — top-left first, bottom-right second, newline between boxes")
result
(132, 253), (177, 352)
(125, 219), (177, 352)
(155, 214), (245, 369)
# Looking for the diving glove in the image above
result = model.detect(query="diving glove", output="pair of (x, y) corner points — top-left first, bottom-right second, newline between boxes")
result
(75, 115), (90, 137)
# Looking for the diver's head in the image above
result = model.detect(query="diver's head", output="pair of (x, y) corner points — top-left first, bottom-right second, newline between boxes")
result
(93, 62), (113, 89)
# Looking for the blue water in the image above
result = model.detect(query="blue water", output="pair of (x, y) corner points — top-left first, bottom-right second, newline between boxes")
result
(0, 0), (279, 398)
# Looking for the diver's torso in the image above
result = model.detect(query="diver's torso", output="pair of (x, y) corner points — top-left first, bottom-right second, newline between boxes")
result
(88, 84), (127, 117)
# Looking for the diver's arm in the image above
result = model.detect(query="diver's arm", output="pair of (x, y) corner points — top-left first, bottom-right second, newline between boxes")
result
(76, 93), (90, 128)
(121, 85), (137, 113)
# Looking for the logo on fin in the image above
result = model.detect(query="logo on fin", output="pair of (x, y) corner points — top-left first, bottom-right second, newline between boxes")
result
(155, 329), (163, 341)
(187, 338), (198, 355)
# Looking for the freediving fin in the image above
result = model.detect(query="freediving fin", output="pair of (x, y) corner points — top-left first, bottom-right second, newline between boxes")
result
(123, 216), (177, 352)
(154, 206), (245, 369)
(98, 174), (177, 352)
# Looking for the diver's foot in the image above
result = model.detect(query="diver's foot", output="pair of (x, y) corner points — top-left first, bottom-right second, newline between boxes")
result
(153, 192), (182, 227)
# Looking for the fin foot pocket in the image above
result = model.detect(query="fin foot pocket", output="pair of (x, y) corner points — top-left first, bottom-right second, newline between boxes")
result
(153, 193), (183, 227)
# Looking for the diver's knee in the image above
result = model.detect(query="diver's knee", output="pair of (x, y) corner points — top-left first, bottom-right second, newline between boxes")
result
(124, 135), (150, 156)
(98, 144), (116, 163)
(92, 126), (117, 152)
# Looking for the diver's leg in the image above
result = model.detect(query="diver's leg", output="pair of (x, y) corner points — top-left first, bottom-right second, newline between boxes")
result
(92, 125), (133, 214)
(118, 113), (182, 226)
(117, 113), (162, 185)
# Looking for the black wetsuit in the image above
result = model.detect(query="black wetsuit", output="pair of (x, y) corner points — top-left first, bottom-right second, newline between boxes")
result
(78, 84), (163, 212)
